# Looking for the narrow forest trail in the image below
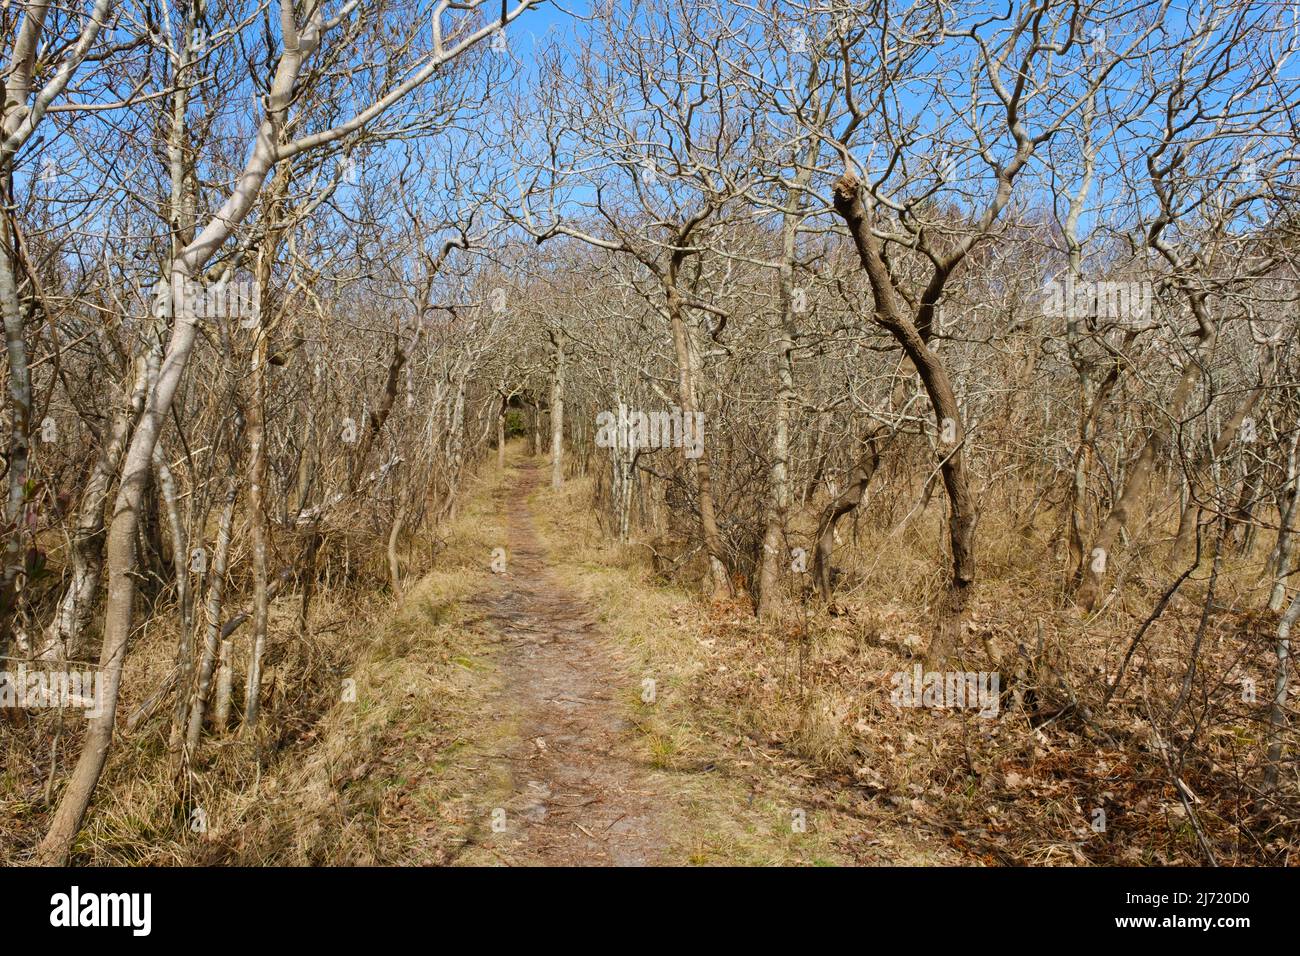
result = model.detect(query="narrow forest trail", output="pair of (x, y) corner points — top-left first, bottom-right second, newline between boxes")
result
(8, 446), (962, 866)
(455, 460), (668, 865)
(320, 450), (953, 867)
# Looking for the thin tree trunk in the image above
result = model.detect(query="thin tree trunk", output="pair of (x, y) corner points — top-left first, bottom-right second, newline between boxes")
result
(297, 520), (323, 639)
(497, 401), (507, 470)
(550, 332), (565, 489)
(812, 426), (889, 602)
(213, 636), (234, 732)
(387, 505), (405, 595)
(757, 165), (811, 618)
(1269, 432), (1299, 612)
(152, 444), (193, 756)
(0, 219), (31, 657)
(664, 258), (731, 599)
(243, 226), (283, 731)
(40, 355), (148, 660)
(832, 174), (976, 665)
(1264, 589), (1297, 789)
(184, 482), (238, 756)
(1066, 352), (1124, 589)
(1228, 455), (1264, 556)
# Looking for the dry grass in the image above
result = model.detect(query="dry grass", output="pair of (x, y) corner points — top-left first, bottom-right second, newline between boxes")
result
(1, 458), (512, 865)
(534, 465), (1298, 866)
(4, 449), (1294, 867)
(530, 468), (932, 865)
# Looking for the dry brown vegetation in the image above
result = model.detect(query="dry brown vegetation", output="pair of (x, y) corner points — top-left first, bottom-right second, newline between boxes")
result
(536, 464), (1300, 865)
(2, 0), (1299, 867)
(4, 454), (499, 864)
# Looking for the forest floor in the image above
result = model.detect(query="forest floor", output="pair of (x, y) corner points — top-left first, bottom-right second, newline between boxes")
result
(0, 446), (965, 865)
(14, 444), (1283, 866)
(295, 450), (962, 866)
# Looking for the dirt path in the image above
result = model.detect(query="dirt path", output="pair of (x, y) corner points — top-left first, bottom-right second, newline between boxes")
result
(258, 453), (936, 866)
(464, 461), (666, 865)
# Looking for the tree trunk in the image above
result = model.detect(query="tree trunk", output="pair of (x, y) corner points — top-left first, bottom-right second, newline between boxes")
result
(243, 228), (283, 731)
(756, 170), (810, 618)
(497, 401), (507, 470)
(812, 426), (889, 602)
(1066, 351), (1124, 590)
(40, 356), (148, 660)
(184, 482), (238, 757)
(1264, 588), (1297, 789)
(387, 505), (406, 595)
(550, 332), (565, 489)
(297, 520), (323, 640)
(213, 636), (234, 732)
(831, 174), (976, 665)
(152, 444), (194, 756)
(0, 216), (31, 658)
(664, 274), (731, 599)
(1228, 458), (1263, 556)
(1269, 432), (1299, 612)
